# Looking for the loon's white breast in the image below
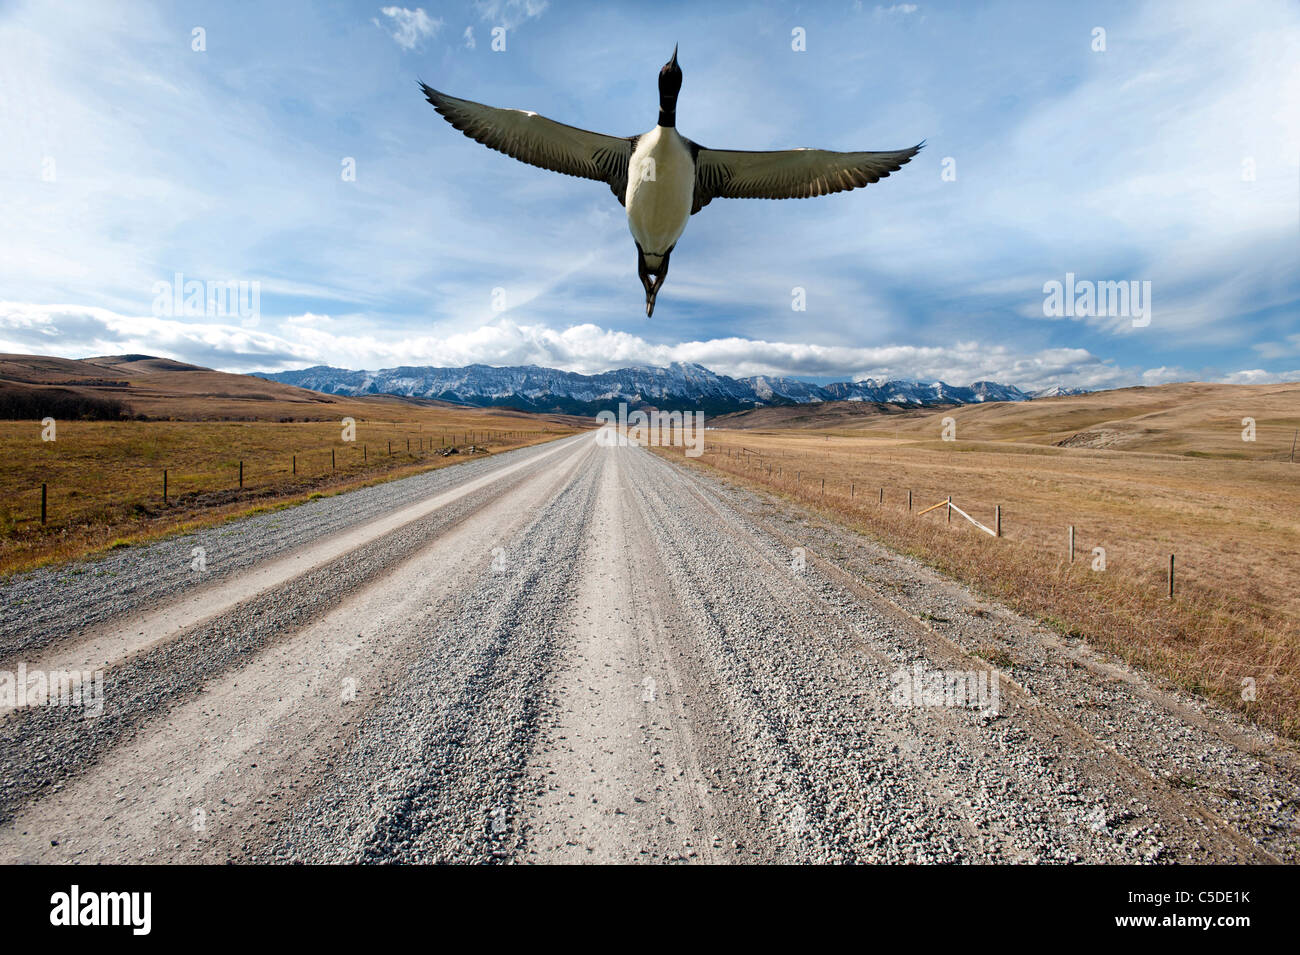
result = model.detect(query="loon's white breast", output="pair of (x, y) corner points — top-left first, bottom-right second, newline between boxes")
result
(625, 125), (695, 268)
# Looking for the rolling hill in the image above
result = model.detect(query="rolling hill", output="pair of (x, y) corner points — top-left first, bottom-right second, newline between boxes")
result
(0, 354), (579, 425)
(718, 381), (1300, 460)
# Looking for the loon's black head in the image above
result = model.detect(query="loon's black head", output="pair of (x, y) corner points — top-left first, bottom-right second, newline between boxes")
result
(658, 44), (681, 127)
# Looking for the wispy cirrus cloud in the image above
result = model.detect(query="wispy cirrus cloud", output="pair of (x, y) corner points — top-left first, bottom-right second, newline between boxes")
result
(474, 0), (549, 31)
(375, 6), (442, 50)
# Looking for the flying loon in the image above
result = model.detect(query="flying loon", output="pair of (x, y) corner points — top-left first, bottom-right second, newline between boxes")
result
(421, 46), (921, 316)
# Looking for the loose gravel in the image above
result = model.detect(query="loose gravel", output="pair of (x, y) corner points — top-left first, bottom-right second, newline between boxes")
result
(0, 434), (1294, 864)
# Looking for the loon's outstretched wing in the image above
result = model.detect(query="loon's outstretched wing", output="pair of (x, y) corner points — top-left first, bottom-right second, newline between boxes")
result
(421, 83), (637, 205)
(688, 141), (923, 213)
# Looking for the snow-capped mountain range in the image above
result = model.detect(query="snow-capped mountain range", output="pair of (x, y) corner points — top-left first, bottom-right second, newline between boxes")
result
(253, 362), (1086, 415)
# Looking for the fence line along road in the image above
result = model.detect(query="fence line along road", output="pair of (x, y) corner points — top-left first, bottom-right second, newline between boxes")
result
(3, 429), (550, 527)
(698, 443), (1190, 601)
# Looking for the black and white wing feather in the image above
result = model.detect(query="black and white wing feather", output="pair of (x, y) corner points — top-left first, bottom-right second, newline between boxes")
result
(421, 83), (636, 205)
(688, 141), (923, 214)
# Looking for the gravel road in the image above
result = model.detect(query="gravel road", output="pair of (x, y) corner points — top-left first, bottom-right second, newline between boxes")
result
(0, 431), (1295, 863)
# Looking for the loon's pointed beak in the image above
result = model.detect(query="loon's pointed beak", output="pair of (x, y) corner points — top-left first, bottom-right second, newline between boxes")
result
(668, 44), (678, 69)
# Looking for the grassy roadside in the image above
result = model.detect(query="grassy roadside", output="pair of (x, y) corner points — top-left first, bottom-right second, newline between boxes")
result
(656, 436), (1300, 740)
(0, 419), (580, 576)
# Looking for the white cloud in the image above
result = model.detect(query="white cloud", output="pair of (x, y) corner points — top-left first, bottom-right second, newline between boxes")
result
(0, 302), (317, 369)
(474, 0), (549, 31)
(982, 0), (1300, 339)
(1252, 333), (1300, 361)
(376, 7), (442, 50)
(463, 26), (477, 49)
(1219, 368), (1300, 385)
(6, 301), (1295, 393)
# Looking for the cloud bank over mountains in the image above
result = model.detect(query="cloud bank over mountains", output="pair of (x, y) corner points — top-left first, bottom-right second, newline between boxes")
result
(2, 302), (1296, 394)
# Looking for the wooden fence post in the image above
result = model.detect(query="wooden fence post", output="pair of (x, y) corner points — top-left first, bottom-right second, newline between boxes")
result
(239, 460), (244, 489)
(293, 455), (296, 475)
(331, 449), (335, 470)
(879, 487), (883, 505)
(995, 505), (1001, 537)
(946, 495), (952, 523)
(1169, 554), (1175, 599)
(908, 489), (913, 512)
(41, 483), (47, 525)
(1068, 525), (1074, 562)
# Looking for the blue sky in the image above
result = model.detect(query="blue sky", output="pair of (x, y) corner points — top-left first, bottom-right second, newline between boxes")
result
(1, 0), (1297, 391)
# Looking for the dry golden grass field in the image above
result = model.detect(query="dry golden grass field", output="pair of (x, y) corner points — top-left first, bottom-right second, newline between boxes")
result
(0, 354), (584, 574)
(660, 381), (1300, 738)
